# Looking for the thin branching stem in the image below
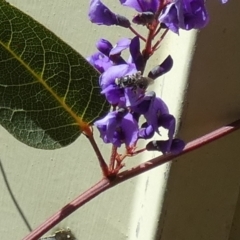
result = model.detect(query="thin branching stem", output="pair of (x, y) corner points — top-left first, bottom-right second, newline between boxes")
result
(109, 145), (117, 172)
(153, 25), (162, 38)
(142, 0), (169, 59)
(132, 148), (146, 155)
(23, 118), (240, 240)
(87, 129), (109, 177)
(23, 179), (111, 240)
(129, 25), (146, 42)
(152, 28), (169, 52)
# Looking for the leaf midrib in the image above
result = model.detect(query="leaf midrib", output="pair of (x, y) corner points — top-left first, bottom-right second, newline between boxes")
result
(0, 39), (89, 131)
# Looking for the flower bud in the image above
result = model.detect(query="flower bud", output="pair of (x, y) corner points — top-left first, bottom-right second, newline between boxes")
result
(148, 55), (173, 80)
(132, 12), (155, 25)
(96, 39), (113, 56)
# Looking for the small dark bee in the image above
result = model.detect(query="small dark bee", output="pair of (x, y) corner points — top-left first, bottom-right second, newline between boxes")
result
(39, 228), (76, 240)
(115, 71), (154, 90)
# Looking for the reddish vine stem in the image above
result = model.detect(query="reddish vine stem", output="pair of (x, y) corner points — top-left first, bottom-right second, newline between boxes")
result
(87, 131), (109, 177)
(143, 0), (169, 59)
(23, 179), (111, 240)
(109, 145), (117, 172)
(153, 25), (162, 38)
(152, 28), (169, 52)
(23, 118), (240, 240)
(143, 23), (156, 59)
(128, 25), (146, 42)
(132, 148), (146, 155)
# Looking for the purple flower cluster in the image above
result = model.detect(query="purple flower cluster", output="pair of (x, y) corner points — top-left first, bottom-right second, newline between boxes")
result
(88, 36), (183, 154)
(89, 0), (228, 34)
(87, 0), (228, 154)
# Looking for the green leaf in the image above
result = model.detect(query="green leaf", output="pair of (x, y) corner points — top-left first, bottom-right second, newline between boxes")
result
(0, 0), (110, 149)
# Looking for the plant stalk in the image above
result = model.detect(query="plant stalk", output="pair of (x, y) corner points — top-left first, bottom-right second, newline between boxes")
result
(23, 119), (240, 240)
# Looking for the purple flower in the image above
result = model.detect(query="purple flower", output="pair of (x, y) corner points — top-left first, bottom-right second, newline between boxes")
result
(96, 39), (113, 56)
(129, 37), (145, 72)
(110, 38), (131, 56)
(131, 91), (156, 114)
(119, 0), (159, 13)
(124, 87), (145, 107)
(146, 138), (185, 154)
(88, 36), (147, 76)
(138, 124), (155, 139)
(159, 0), (209, 34)
(130, 91), (177, 150)
(88, 38), (137, 73)
(89, 0), (130, 27)
(143, 93), (170, 133)
(158, 114), (176, 152)
(94, 109), (139, 147)
(87, 52), (113, 73)
(133, 92), (177, 152)
(170, 139), (185, 154)
(148, 55), (173, 80)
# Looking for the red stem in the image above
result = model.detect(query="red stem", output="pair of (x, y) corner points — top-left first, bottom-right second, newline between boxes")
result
(87, 132), (109, 177)
(129, 25), (146, 42)
(152, 28), (169, 52)
(109, 145), (117, 172)
(142, 0), (169, 59)
(153, 25), (162, 38)
(23, 179), (111, 240)
(23, 118), (240, 240)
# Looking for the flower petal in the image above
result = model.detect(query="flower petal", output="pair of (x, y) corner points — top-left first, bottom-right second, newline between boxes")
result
(110, 38), (131, 56)
(101, 85), (123, 105)
(129, 37), (145, 72)
(119, 0), (159, 13)
(96, 39), (113, 56)
(159, 0), (209, 33)
(146, 138), (184, 154)
(170, 138), (185, 154)
(94, 110), (138, 147)
(146, 140), (171, 153)
(89, 0), (130, 27)
(87, 52), (112, 73)
(144, 95), (169, 132)
(138, 124), (155, 139)
(148, 55), (173, 79)
(121, 113), (139, 146)
(158, 114), (176, 141)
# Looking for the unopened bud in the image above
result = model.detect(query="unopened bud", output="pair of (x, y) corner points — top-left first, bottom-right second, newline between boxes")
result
(132, 12), (155, 25)
(96, 39), (113, 56)
(148, 55), (173, 79)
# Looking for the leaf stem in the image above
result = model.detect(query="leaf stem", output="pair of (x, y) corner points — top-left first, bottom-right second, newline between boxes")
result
(128, 25), (146, 42)
(23, 118), (240, 240)
(86, 127), (109, 177)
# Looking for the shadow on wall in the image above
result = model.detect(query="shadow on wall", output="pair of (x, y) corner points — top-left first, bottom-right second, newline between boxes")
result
(0, 160), (32, 232)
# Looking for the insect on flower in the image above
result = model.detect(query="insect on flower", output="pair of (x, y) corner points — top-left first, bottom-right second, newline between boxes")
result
(115, 71), (154, 90)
